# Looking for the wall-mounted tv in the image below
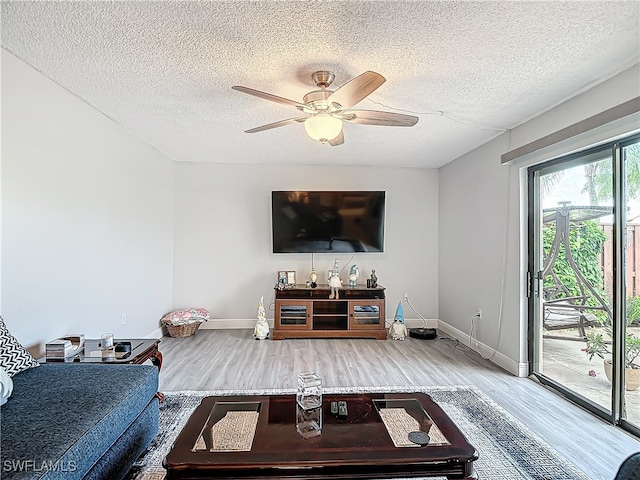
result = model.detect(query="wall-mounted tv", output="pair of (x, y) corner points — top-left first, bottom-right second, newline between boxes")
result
(272, 191), (385, 253)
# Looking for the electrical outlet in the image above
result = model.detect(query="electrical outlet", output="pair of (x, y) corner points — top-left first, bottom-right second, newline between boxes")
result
(121, 313), (127, 325)
(403, 293), (409, 302)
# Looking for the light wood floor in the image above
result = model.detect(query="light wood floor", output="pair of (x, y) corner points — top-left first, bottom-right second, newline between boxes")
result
(157, 329), (639, 480)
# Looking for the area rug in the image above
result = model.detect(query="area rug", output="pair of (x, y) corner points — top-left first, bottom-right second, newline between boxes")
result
(127, 385), (590, 480)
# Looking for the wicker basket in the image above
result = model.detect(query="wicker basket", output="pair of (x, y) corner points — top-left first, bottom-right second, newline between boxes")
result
(164, 321), (203, 338)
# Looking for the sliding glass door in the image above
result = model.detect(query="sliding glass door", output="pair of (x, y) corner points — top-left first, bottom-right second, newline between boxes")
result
(621, 140), (640, 431)
(528, 134), (640, 435)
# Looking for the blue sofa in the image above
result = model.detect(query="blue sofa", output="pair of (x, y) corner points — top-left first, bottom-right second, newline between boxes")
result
(1, 363), (158, 480)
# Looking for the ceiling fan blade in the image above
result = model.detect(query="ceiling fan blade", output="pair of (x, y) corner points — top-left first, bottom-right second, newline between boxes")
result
(327, 71), (386, 109)
(244, 117), (307, 133)
(232, 86), (307, 110)
(328, 130), (344, 146)
(342, 109), (419, 127)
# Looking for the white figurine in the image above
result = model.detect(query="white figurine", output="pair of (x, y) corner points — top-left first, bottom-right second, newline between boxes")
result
(328, 259), (342, 299)
(348, 264), (359, 288)
(253, 295), (270, 340)
(309, 267), (318, 288)
(389, 302), (408, 340)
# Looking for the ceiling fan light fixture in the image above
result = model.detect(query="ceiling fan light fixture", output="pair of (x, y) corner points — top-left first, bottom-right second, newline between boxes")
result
(304, 113), (342, 143)
(233, 70), (417, 146)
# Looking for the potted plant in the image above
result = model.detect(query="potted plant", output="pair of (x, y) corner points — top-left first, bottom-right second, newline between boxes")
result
(583, 321), (640, 391)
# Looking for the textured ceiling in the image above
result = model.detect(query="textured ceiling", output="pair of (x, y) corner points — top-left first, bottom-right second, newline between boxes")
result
(2, 1), (639, 168)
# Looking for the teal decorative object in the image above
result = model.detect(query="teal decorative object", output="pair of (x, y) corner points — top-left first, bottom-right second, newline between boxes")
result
(389, 302), (407, 340)
(348, 264), (359, 287)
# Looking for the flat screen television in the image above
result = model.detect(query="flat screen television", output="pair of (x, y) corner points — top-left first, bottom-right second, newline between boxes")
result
(272, 191), (385, 253)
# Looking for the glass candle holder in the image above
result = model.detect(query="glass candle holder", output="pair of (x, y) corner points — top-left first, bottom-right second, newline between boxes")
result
(100, 333), (115, 360)
(296, 404), (322, 439)
(100, 333), (114, 349)
(297, 372), (322, 410)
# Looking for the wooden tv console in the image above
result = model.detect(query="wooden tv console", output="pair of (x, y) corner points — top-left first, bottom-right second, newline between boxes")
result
(273, 285), (386, 340)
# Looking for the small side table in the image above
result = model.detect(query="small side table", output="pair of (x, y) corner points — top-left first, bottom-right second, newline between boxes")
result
(39, 338), (164, 400)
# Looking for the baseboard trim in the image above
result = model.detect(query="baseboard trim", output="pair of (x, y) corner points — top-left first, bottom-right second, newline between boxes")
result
(145, 327), (165, 339)
(401, 318), (439, 329)
(199, 319), (272, 329)
(517, 361), (529, 377)
(436, 321), (524, 377)
(198, 318), (439, 330)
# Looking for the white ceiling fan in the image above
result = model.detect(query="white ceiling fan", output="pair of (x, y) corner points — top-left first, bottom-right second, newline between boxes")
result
(232, 71), (419, 146)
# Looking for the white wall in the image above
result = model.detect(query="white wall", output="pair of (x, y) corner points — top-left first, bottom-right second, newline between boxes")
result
(1, 50), (175, 348)
(172, 163), (438, 324)
(439, 64), (640, 375)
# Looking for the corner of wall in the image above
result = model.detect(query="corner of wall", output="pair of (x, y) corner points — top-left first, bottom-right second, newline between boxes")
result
(437, 320), (525, 377)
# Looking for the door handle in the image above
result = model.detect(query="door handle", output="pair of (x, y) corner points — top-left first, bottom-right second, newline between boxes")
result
(530, 271), (543, 297)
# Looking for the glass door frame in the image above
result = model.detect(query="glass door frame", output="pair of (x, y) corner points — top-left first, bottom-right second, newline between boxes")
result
(527, 133), (640, 437)
(617, 135), (640, 436)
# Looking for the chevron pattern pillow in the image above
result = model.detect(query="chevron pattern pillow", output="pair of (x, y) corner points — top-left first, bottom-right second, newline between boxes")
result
(0, 316), (39, 377)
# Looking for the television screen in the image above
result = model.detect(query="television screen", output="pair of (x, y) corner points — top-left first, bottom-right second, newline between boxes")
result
(272, 191), (385, 253)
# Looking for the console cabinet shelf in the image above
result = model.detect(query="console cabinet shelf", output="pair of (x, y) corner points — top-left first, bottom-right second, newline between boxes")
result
(273, 285), (386, 340)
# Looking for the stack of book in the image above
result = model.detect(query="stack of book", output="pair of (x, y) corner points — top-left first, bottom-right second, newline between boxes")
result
(45, 334), (85, 360)
(45, 339), (74, 359)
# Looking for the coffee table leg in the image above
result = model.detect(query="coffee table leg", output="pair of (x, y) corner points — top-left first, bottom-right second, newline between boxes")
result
(150, 348), (164, 401)
(151, 349), (163, 371)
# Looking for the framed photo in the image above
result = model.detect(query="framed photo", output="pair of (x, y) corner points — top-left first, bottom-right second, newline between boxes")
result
(277, 271), (287, 285)
(286, 271), (296, 286)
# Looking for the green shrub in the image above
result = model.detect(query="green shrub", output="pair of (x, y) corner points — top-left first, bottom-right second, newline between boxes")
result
(542, 219), (607, 304)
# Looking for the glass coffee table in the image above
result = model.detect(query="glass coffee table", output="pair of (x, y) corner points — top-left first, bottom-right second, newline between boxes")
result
(164, 392), (478, 479)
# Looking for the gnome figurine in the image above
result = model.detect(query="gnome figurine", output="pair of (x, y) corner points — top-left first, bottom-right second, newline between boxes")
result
(328, 259), (342, 299)
(253, 295), (270, 340)
(389, 302), (408, 340)
(348, 264), (359, 288)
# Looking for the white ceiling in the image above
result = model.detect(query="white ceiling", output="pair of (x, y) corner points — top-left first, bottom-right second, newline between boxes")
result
(2, 1), (639, 168)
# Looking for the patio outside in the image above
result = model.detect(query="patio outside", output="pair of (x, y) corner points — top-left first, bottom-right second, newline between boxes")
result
(537, 148), (640, 430)
(542, 325), (640, 426)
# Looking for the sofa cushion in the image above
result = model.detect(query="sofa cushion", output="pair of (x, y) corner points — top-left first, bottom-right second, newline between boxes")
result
(84, 397), (159, 480)
(1, 363), (158, 480)
(0, 316), (39, 377)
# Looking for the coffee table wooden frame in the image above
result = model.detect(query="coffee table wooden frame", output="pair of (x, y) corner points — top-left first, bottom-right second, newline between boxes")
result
(164, 392), (478, 479)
